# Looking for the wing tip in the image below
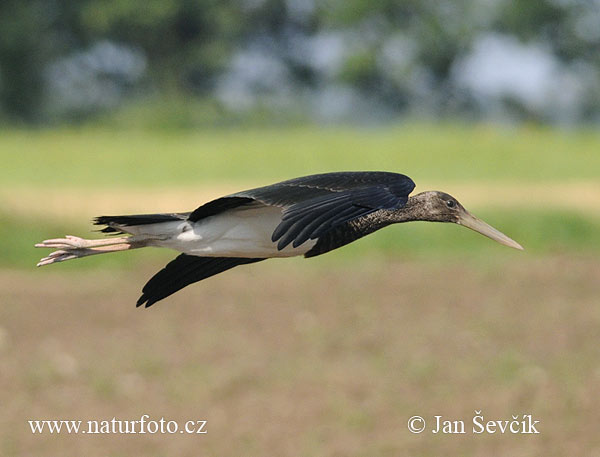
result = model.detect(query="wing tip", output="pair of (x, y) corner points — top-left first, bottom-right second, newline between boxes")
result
(136, 255), (267, 307)
(136, 294), (155, 308)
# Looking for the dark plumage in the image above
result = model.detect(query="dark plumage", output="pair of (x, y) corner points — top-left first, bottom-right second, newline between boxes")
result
(137, 255), (265, 308)
(233, 171), (416, 250)
(36, 171), (522, 307)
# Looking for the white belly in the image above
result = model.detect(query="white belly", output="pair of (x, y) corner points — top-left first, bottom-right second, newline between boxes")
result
(152, 205), (316, 258)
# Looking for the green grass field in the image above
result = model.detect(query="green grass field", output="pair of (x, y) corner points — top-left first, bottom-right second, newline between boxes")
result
(1, 124), (599, 268)
(3, 124), (600, 188)
(3, 207), (600, 270)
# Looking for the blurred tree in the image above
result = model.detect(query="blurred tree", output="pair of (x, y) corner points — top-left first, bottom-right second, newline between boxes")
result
(0, 0), (598, 123)
(79, 0), (244, 92)
(0, 1), (51, 121)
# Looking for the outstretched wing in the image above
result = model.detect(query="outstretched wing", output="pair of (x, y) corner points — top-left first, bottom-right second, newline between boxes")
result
(137, 254), (265, 307)
(187, 171), (415, 250)
(233, 171), (415, 249)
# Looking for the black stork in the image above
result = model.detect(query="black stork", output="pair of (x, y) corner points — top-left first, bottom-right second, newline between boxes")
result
(35, 171), (522, 307)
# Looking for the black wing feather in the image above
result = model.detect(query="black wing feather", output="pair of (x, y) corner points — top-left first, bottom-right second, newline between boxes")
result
(137, 254), (265, 308)
(188, 196), (254, 222)
(291, 204), (351, 247)
(264, 174), (414, 250)
(186, 172), (415, 251)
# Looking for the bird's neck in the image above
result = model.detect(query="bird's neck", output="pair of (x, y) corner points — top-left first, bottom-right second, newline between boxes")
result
(389, 193), (438, 223)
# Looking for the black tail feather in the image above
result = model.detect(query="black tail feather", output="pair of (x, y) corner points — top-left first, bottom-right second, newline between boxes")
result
(94, 213), (190, 233)
(137, 254), (266, 308)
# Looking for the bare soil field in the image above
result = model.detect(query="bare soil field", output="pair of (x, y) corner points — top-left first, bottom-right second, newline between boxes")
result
(1, 256), (599, 456)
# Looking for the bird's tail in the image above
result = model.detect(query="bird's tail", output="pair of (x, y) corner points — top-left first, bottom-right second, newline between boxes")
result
(94, 213), (190, 234)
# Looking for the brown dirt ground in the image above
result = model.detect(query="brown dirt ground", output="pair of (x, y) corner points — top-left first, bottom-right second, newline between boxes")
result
(1, 256), (599, 456)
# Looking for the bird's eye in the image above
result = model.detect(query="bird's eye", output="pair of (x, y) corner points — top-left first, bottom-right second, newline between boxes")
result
(446, 200), (456, 208)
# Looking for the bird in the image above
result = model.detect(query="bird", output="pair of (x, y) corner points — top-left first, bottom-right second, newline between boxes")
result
(35, 171), (522, 307)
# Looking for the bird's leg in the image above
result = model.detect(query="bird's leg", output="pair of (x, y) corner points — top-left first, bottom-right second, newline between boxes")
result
(35, 235), (136, 250)
(35, 235), (148, 267)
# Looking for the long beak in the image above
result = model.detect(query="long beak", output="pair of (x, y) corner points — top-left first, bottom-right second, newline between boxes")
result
(457, 211), (523, 250)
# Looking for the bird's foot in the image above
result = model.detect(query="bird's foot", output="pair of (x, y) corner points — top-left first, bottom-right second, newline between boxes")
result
(36, 249), (90, 267)
(35, 235), (92, 250)
(35, 235), (137, 267)
(35, 235), (135, 250)
(35, 236), (94, 266)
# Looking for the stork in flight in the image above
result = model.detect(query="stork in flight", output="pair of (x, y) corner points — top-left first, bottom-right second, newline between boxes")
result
(35, 172), (522, 307)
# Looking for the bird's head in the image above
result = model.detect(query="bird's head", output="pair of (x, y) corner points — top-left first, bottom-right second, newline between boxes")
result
(407, 191), (523, 250)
